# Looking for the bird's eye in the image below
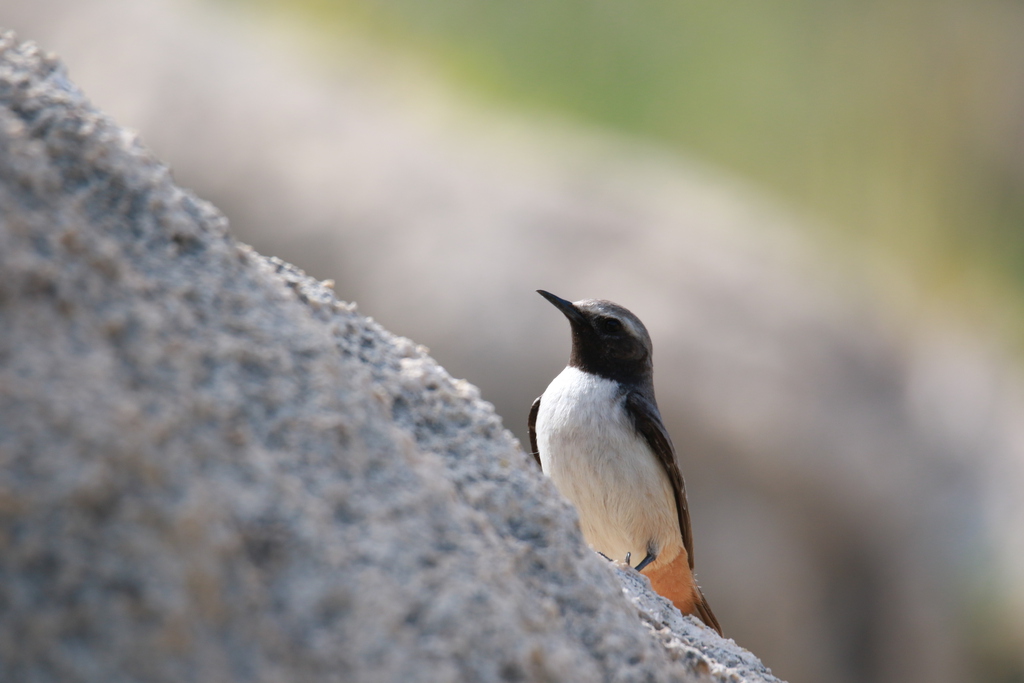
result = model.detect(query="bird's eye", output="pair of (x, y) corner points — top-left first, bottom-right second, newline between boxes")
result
(599, 317), (623, 334)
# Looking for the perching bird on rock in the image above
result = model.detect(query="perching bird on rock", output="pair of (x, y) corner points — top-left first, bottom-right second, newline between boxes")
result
(529, 290), (721, 635)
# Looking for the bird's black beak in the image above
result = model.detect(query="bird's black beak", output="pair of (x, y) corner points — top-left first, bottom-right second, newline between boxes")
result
(537, 290), (586, 326)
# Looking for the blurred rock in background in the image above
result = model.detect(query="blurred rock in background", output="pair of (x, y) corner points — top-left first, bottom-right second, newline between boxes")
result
(4, 1), (1023, 681)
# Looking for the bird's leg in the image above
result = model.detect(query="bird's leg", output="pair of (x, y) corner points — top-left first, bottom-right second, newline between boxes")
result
(624, 552), (632, 567)
(634, 552), (657, 572)
(597, 551), (614, 562)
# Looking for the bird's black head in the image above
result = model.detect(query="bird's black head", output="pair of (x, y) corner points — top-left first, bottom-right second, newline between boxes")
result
(537, 290), (653, 385)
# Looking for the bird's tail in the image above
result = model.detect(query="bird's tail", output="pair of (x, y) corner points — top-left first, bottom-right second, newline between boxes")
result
(694, 586), (722, 637)
(644, 552), (723, 636)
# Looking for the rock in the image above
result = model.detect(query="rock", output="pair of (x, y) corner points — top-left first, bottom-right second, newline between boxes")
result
(0, 33), (782, 683)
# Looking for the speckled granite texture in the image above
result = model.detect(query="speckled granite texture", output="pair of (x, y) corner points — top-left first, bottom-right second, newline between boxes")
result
(0, 33), (781, 682)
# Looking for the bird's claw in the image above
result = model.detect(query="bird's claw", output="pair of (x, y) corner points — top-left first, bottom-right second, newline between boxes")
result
(634, 552), (656, 572)
(597, 550), (638, 570)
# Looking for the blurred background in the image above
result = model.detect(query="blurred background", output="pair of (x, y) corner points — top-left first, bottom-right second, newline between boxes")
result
(4, 0), (1024, 681)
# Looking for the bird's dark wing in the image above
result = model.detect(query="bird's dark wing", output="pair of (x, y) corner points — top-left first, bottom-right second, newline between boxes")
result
(528, 396), (542, 468)
(625, 391), (694, 569)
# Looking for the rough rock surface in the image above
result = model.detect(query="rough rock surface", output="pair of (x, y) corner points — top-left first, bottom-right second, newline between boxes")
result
(0, 34), (782, 683)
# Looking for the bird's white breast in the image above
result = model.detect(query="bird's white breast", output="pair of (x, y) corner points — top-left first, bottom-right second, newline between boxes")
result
(535, 367), (681, 566)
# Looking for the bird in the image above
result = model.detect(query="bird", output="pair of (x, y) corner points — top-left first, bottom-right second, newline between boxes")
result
(529, 290), (721, 635)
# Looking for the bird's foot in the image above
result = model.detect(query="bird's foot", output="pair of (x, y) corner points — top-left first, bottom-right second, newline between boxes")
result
(634, 552), (657, 572)
(597, 550), (637, 570)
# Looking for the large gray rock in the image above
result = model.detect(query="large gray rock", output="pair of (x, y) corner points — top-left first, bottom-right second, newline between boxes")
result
(0, 33), (782, 682)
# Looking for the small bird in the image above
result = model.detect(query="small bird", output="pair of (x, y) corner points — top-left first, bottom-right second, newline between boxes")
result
(529, 290), (721, 635)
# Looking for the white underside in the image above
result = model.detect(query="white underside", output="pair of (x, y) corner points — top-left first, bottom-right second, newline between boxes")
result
(536, 366), (681, 566)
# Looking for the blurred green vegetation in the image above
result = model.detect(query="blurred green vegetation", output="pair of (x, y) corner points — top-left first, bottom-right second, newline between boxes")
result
(234, 0), (1024, 336)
